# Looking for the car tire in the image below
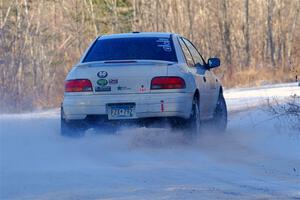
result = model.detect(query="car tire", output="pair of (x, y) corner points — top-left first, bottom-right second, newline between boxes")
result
(60, 107), (86, 137)
(188, 96), (201, 134)
(212, 93), (227, 132)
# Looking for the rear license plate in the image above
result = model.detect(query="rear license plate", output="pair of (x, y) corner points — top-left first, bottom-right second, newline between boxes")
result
(107, 104), (136, 120)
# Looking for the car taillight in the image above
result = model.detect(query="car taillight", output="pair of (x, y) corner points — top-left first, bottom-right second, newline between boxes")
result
(151, 77), (186, 90)
(65, 79), (93, 92)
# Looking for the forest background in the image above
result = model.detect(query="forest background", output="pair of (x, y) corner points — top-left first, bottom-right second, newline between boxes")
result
(0, 0), (299, 112)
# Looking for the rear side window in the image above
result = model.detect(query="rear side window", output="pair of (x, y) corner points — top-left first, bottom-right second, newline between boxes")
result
(178, 38), (194, 67)
(83, 37), (177, 62)
(182, 38), (205, 66)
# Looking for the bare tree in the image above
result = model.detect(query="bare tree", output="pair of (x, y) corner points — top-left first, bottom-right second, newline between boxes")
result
(1, 0), (300, 112)
(267, 0), (275, 66)
(244, 0), (250, 67)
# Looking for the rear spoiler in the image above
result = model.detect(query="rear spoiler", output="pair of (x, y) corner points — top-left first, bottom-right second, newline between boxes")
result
(75, 60), (176, 68)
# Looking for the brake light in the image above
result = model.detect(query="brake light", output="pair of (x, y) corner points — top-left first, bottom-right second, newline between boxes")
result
(151, 77), (186, 89)
(65, 79), (93, 92)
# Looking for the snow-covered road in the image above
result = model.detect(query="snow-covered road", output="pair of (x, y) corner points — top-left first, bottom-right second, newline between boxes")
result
(0, 83), (300, 200)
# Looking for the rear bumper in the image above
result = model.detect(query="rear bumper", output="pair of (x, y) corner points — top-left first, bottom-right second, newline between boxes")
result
(63, 92), (193, 120)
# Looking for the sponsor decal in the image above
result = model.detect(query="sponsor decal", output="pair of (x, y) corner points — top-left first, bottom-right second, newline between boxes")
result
(95, 78), (110, 92)
(97, 79), (108, 86)
(109, 79), (118, 84)
(97, 71), (108, 78)
(156, 38), (172, 52)
(117, 86), (131, 91)
(95, 86), (111, 92)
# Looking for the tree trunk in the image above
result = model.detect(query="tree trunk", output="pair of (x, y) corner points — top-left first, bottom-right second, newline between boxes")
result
(267, 0), (275, 66)
(244, 0), (250, 67)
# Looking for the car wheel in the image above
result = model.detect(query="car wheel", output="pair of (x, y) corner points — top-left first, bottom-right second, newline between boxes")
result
(60, 107), (86, 137)
(212, 93), (227, 132)
(189, 96), (201, 134)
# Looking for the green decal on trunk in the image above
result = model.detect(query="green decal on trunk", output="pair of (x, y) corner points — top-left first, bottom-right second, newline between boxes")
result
(97, 79), (108, 86)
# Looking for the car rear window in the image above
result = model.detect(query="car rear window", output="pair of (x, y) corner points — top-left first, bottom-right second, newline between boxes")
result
(83, 37), (177, 63)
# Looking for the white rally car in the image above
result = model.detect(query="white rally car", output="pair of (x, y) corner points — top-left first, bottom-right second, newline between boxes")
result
(61, 32), (227, 135)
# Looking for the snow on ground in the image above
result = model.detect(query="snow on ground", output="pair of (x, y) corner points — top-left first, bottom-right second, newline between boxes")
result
(224, 82), (299, 112)
(0, 83), (300, 200)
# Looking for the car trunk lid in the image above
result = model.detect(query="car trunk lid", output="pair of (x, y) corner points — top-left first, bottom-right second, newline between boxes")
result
(73, 60), (173, 94)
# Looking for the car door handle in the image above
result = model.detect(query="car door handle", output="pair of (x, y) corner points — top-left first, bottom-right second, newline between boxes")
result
(203, 76), (206, 82)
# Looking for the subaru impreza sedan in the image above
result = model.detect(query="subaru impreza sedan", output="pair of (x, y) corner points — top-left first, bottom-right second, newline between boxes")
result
(61, 32), (227, 135)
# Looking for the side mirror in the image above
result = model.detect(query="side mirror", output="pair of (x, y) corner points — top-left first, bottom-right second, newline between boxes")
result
(207, 58), (220, 69)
